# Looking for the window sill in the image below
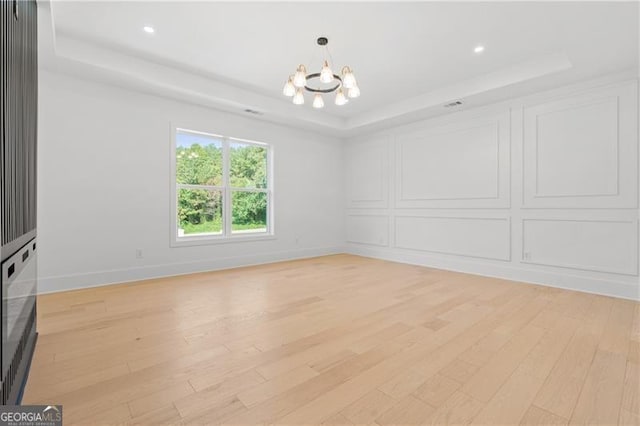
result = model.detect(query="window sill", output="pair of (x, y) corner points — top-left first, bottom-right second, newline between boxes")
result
(171, 233), (276, 248)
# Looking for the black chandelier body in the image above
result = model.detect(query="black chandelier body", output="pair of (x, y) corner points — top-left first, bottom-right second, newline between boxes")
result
(304, 73), (343, 94)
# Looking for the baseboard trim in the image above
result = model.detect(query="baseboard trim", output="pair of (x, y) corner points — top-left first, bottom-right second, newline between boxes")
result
(38, 246), (344, 294)
(346, 245), (640, 301)
(39, 245), (639, 301)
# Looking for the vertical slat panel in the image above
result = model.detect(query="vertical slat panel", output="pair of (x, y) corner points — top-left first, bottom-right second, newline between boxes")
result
(1, 0), (38, 404)
(0, 0), (5, 245)
(1, 0), (37, 249)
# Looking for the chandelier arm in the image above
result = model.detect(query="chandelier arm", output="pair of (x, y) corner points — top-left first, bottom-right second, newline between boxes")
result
(303, 73), (343, 93)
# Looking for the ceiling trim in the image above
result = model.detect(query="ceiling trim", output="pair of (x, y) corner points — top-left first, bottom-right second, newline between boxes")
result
(42, 1), (633, 138)
(346, 52), (573, 130)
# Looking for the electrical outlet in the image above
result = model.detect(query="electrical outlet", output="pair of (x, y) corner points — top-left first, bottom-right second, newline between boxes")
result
(135, 249), (143, 259)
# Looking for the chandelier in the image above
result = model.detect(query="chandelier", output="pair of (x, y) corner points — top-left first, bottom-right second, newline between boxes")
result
(282, 37), (360, 108)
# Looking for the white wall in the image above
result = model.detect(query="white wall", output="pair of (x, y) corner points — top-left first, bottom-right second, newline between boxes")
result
(38, 71), (640, 301)
(37, 71), (344, 293)
(344, 75), (640, 300)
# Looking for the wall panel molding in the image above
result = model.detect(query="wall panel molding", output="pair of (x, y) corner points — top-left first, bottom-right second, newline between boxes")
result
(346, 137), (389, 208)
(521, 218), (638, 276)
(394, 111), (510, 209)
(523, 81), (638, 209)
(344, 75), (639, 301)
(394, 214), (511, 261)
(346, 214), (390, 247)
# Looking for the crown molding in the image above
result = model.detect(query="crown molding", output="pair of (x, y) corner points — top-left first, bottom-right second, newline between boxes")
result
(40, 1), (634, 139)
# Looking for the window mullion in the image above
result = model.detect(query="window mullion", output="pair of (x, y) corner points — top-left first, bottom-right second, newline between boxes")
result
(177, 184), (224, 191)
(223, 138), (232, 236)
(228, 187), (268, 193)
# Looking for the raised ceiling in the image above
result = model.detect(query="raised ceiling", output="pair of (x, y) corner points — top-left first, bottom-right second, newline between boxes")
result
(41, 1), (638, 136)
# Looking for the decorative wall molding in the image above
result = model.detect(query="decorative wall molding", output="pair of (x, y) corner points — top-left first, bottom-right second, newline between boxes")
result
(534, 97), (619, 198)
(522, 80), (638, 209)
(346, 214), (390, 247)
(345, 76), (640, 301)
(394, 214), (511, 261)
(521, 218), (638, 276)
(346, 138), (390, 208)
(394, 111), (510, 209)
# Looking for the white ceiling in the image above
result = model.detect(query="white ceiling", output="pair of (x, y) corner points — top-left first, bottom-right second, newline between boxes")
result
(41, 1), (638, 136)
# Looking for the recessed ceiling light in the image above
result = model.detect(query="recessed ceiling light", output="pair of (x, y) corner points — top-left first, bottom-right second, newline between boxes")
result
(474, 45), (485, 54)
(143, 26), (155, 34)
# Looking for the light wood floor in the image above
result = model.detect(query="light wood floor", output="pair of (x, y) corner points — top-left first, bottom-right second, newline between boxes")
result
(23, 254), (639, 425)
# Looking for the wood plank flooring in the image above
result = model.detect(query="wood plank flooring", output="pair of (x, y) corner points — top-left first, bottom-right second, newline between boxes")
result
(23, 254), (640, 425)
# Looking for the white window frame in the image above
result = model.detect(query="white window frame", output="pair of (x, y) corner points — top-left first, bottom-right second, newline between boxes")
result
(170, 126), (274, 247)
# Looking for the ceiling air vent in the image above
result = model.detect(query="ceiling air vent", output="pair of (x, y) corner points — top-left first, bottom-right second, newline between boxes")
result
(444, 100), (463, 108)
(244, 108), (264, 116)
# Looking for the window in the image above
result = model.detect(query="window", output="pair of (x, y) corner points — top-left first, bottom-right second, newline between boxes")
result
(171, 128), (272, 245)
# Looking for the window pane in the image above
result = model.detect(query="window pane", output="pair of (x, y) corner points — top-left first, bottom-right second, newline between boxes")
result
(176, 130), (223, 186)
(230, 142), (268, 189)
(177, 188), (223, 236)
(231, 191), (267, 233)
